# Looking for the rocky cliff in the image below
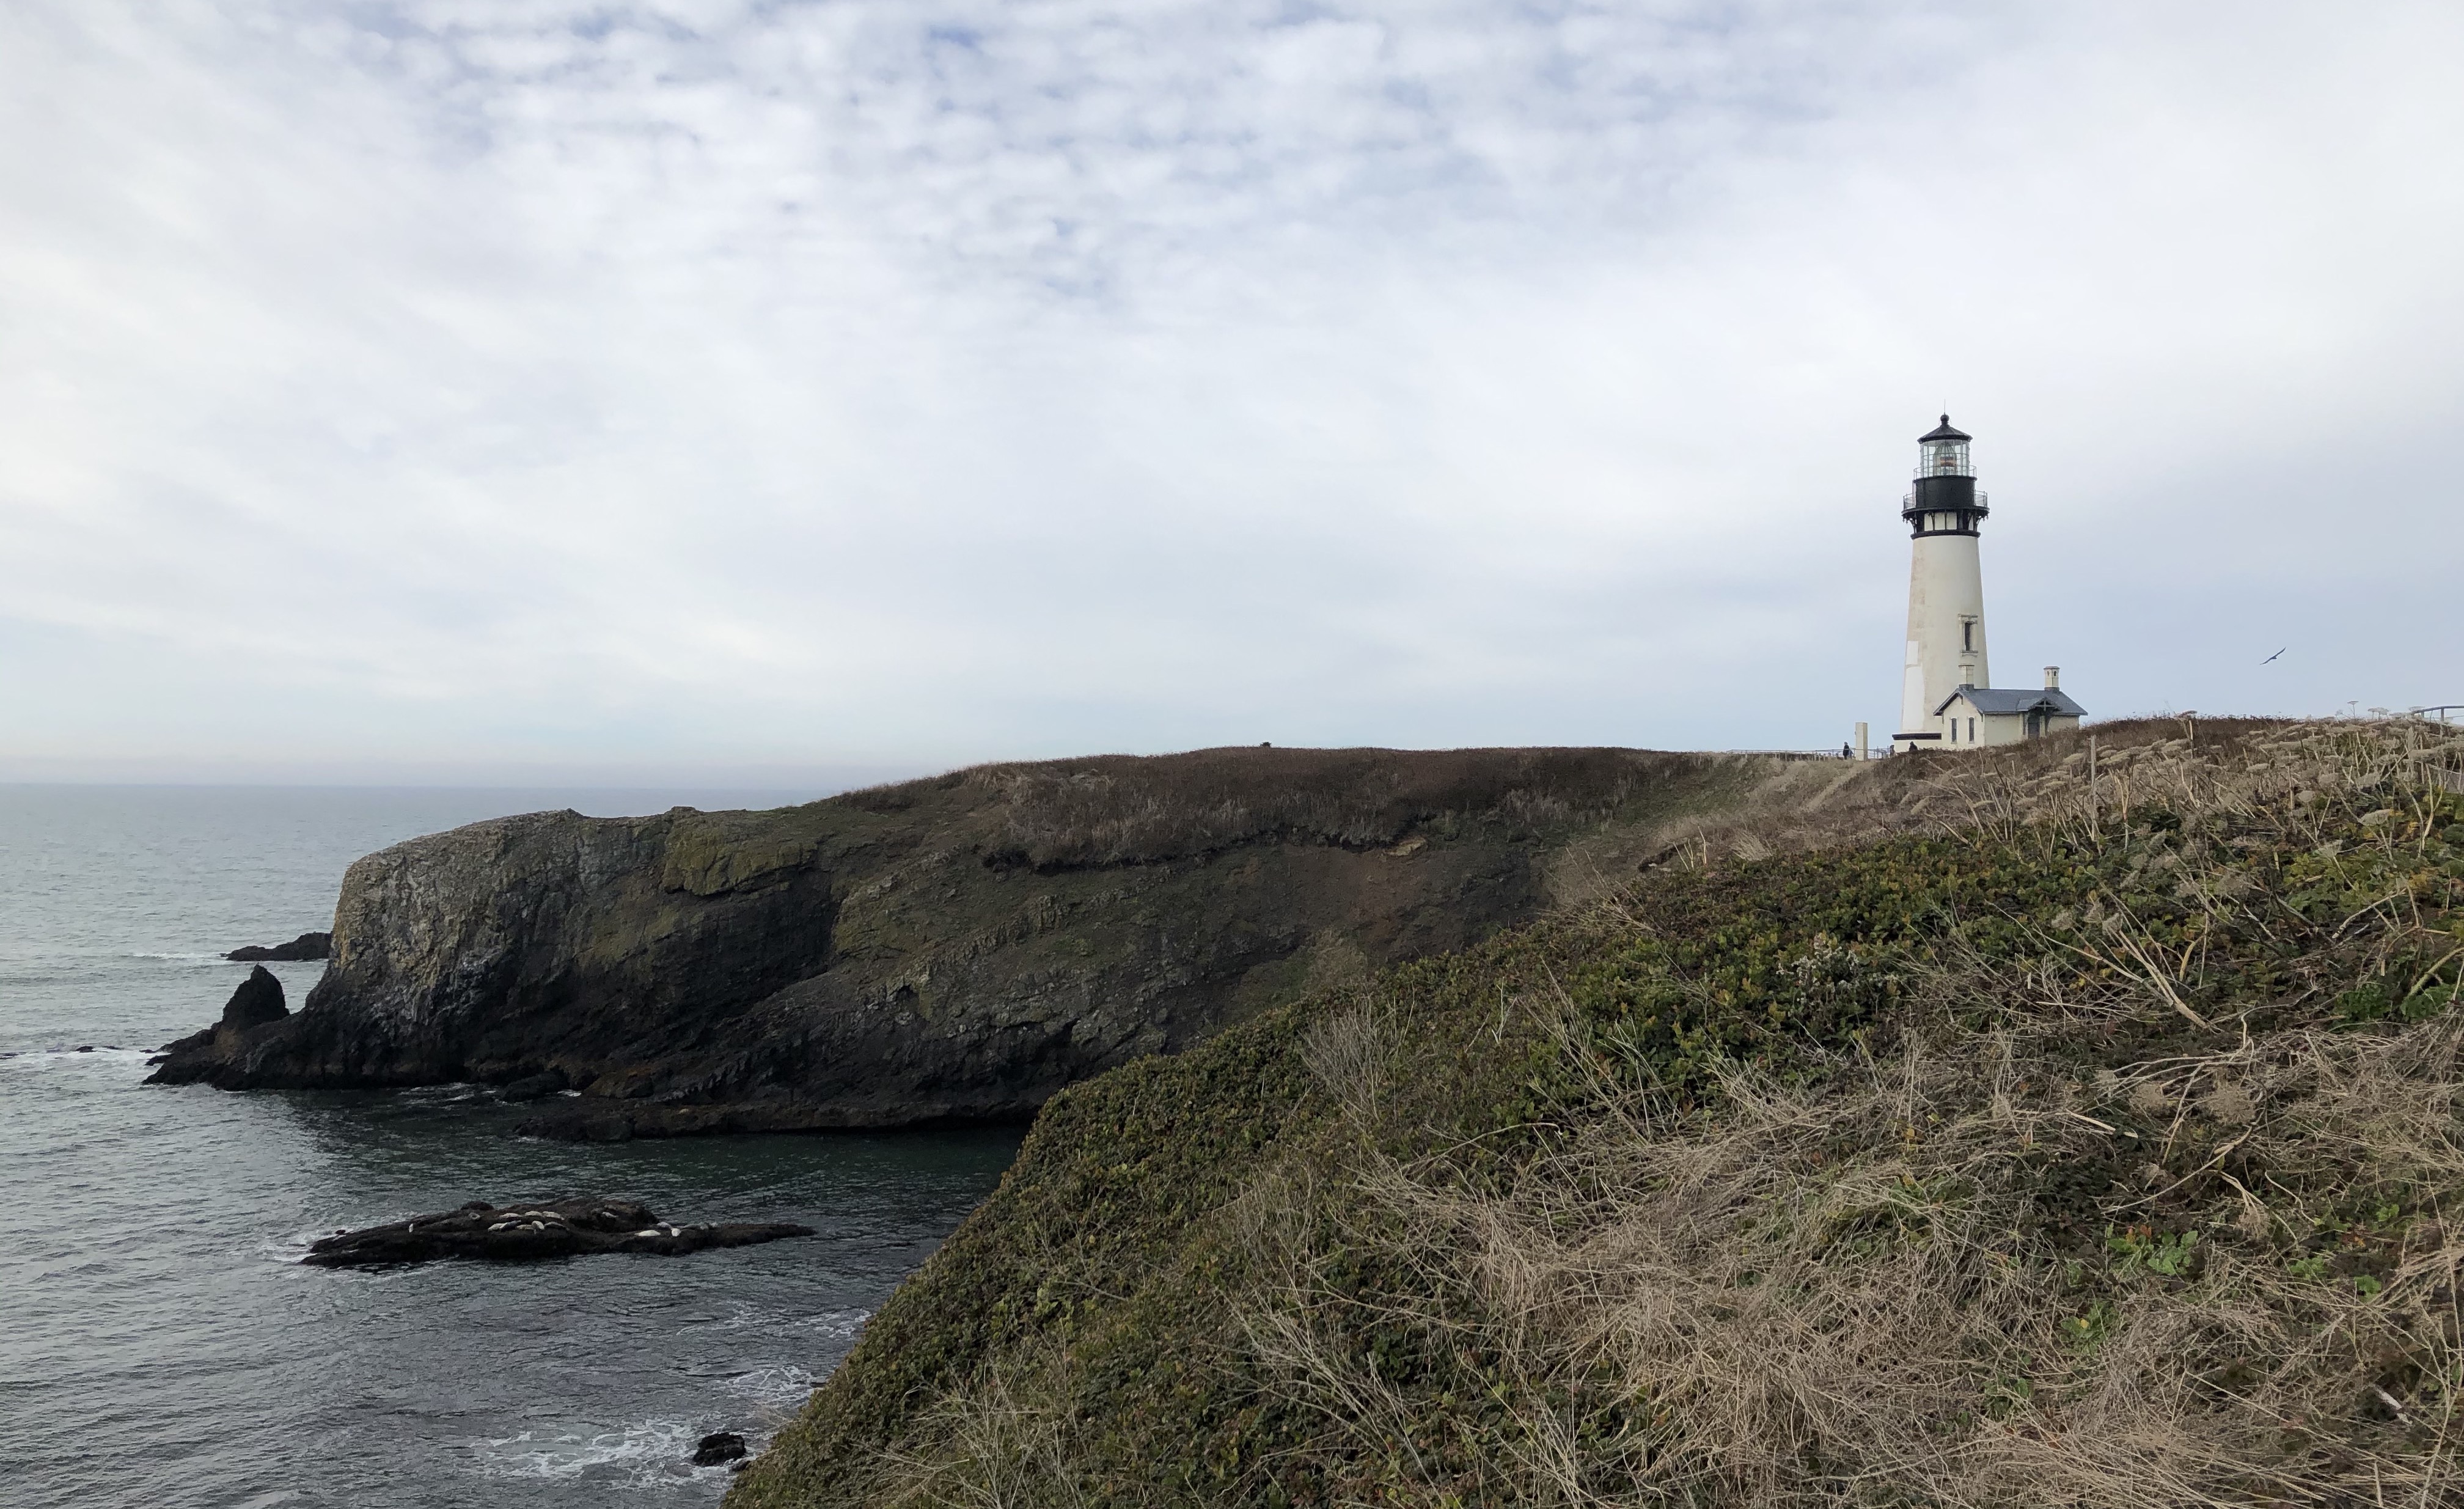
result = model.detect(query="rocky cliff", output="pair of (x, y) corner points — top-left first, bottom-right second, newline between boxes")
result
(148, 746), (1834, 1134)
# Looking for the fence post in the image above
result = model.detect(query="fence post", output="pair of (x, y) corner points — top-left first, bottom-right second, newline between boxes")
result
(2088, 734), (2099, 845)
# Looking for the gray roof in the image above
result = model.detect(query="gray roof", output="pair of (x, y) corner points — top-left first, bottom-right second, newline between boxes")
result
(1935, 686), (2088, 718)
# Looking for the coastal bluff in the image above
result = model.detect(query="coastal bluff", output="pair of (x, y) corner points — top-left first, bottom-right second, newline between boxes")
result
(144, 746), (1854, 1135)
(722, 720), (2464, 1508)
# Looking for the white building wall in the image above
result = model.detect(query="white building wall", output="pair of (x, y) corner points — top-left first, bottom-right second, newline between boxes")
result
(1896, 532), (1990, 749)
(1938, 701), (2026, 747)
(1936, 695), (2083, 750)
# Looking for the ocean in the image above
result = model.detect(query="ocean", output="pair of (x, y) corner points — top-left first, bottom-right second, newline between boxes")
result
(0, 785), (1022, 1509)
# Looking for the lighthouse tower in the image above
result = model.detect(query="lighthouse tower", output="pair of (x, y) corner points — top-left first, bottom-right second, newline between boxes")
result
(1891, 414), (2084, 750)
(1894, 416), (1989, 749)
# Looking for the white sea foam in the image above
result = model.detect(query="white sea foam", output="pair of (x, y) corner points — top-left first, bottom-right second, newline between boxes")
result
(720, 1365), (822, 1413)
(235, 1491), (302, 1508)
(472, 1419), (717, 1489)
(265, 1222), (376, 1266)
(394, 1082), (485, 1104)
(0, 1046), (153, 1071)
(703, 1302), (870, 1338)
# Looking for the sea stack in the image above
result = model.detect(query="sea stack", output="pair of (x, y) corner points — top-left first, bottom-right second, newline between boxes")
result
(146, 966), (291, 1084)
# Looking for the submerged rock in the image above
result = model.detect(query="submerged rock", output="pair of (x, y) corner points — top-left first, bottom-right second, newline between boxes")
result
(496, 1068), (570, 1102)
(226, 931), (332, 962)
(301, 1195), (814, 1268)
(691, 1431), (748, 1466)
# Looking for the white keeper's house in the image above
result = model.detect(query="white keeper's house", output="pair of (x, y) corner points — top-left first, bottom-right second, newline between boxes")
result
(1892, 415), (2086, 753)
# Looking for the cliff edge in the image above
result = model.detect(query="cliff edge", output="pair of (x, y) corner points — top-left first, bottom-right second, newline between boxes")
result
(148, 746), (1861, 1134)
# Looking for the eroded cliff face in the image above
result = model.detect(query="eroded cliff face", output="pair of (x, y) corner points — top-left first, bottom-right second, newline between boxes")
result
(151, 809), (838, 1094)
(149, 746), (1832, 1133)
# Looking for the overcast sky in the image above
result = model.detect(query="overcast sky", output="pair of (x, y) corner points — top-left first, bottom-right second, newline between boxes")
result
(4, 1), (2458, 786)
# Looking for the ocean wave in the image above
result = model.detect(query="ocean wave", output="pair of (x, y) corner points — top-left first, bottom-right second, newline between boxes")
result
(698, 1303), (871, 1338)
(471, 1419), (721, 1489)
(666, 1357), (825, 1416)
(265, 1230), (330, 1265)
(394, 1082), (485, 1104)
(720, 1365), (821, 1413)
(0, 1046), (153, 1070)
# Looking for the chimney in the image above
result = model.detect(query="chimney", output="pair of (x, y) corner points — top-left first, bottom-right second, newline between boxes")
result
(2044, 666), (2061, 690)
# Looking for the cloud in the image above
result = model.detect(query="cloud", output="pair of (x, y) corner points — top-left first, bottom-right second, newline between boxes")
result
(2, 1), (2458, 780)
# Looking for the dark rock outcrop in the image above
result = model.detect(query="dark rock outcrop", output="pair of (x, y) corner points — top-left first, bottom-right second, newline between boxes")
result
(148, 966), (291, 1078)
(227, 931), (332, 961)
(693, 1432), (749, 1467)
(142, 747), (1827, 1131)
(301, 1196), (814, 1267)
(219, 965), (292, 1029)
(497, 1068), (571, 1102)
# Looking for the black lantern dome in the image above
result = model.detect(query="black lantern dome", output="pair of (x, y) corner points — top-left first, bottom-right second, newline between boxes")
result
(1902, 414), (1988, 537)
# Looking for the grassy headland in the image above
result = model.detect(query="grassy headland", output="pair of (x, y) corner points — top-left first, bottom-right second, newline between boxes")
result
(732, 718), (2464, 1508)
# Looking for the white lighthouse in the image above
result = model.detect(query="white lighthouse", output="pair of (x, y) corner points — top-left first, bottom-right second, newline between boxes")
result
(1891, 416), (2084, 752)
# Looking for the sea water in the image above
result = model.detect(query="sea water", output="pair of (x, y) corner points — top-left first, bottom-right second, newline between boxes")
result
(0, 786), (1021, 1509)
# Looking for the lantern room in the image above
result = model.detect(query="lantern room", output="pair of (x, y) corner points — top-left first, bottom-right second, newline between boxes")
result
(1915, 415), (1972, 479)
(1902, 414), (1988, 538)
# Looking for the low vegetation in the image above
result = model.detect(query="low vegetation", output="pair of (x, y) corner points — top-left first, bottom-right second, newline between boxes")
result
(953, 746), (1777, 872)
(731, 718), (2464, 1509)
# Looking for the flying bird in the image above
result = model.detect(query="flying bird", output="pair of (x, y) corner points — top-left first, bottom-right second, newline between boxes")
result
(2260, 647), (2286, 665)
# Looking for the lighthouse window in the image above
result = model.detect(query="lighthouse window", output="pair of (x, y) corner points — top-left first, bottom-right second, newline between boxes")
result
(1962, 622), (1974, 651)
(1919, 439), (1970, 477)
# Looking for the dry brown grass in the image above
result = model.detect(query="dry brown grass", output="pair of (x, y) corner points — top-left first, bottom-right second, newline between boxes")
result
(871, 1367), (1089, 1509)
(1248, 1021), (2464, 1507)
(739, 718), (2464, 1509)
(1239, 717), (2464, 1508)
